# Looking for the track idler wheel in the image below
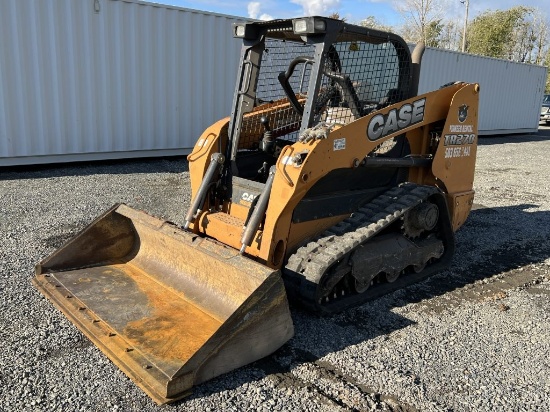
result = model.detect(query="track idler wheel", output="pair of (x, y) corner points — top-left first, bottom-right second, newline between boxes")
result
(403, 201), (439, 238)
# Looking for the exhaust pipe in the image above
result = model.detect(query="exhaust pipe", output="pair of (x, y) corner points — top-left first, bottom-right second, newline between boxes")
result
(410, 41), (425, 98)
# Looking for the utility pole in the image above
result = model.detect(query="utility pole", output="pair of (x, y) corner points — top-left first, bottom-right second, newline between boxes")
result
(461, 0), (470, 52)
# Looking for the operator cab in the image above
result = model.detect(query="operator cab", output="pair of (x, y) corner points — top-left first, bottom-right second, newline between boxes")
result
(226, 17), (414, 183)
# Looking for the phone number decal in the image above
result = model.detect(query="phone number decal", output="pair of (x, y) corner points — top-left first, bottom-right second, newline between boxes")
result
(445, 145), (472, 158)
(443, 133), (475, 158)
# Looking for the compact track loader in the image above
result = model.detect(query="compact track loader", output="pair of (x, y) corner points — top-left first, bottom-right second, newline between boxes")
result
(33, 17), (479, 404)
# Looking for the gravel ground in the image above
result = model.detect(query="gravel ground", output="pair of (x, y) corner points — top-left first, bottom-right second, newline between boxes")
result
(1, 128), (549, 411)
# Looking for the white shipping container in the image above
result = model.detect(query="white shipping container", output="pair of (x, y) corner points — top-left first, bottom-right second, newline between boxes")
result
(417, 47), (547, 135)
(0, 0), (245, 166)
(1, 2), (547, 166)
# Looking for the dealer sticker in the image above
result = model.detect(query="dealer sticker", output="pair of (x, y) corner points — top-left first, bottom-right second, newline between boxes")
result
(333, 138), (346, 151)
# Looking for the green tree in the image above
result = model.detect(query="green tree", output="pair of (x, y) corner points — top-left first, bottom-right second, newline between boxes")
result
(466, 6), (534, 60)
(465, 6), (550, 93)
(425, 20), (444, 47)
(355, 2), (549, 90)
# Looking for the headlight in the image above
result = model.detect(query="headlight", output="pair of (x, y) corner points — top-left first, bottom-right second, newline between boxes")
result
(232, 23), (258, 40)
(293, 19), (308, 34)
(314, 19), (326, 31)
(235, 25), (246, 38)
(292, 17), (327, 34)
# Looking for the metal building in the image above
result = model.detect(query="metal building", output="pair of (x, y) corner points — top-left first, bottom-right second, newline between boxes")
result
(0, 0), (547, 166)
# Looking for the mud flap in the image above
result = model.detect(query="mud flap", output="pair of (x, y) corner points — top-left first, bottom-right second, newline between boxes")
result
(32, 204), (294, 404)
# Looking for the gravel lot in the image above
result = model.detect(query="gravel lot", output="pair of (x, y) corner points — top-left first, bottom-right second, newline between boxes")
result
(1, 128), (549, 411)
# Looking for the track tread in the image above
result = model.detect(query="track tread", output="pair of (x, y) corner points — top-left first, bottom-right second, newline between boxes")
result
(284, 182), (442, 313)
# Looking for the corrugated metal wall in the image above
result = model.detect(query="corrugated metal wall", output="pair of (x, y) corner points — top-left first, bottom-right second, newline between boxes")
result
(1, 3), (547, 166)
(418, 47), (547, 135)
(0, 0), (244, 166)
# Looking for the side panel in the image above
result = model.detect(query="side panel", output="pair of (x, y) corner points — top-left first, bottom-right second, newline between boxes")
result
(187, 84), (478, 265)
(187, 118), (228, 200)
(432, 83), (480, 230)
(432, 85), (479, 192)
(259, 84), (469, 264)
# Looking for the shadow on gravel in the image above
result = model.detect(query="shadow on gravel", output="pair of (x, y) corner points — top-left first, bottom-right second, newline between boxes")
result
(0, 157), (188, 180)
(178, 203), (549, 410)
(402, 203), (550, 306)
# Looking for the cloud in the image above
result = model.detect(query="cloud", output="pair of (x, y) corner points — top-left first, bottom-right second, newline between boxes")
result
(290, 0), (341, 16)
(248, 2), (274, 20)
(247, 2), (261, 18)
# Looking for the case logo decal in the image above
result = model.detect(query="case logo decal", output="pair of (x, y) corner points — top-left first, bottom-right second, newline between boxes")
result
(241, 192), (257, 203)
(367, 98), (426, 141)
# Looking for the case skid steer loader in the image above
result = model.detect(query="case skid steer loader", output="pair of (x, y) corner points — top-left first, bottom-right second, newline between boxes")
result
(33, 17), (479, 404)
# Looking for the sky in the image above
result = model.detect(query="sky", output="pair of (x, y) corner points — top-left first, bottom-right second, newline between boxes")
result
(151, 0), (549, 27)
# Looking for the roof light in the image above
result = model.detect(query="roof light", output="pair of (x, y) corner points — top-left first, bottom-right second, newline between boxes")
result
(314, 20), (326, 31)
(292, 17), (327, 35)
(235, 25), (246, 38)
(232, 23), (259, 40)
(293, 19), (308, 34)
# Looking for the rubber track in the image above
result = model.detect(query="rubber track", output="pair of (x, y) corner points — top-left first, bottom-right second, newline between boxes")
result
(283, 182), (441, 313)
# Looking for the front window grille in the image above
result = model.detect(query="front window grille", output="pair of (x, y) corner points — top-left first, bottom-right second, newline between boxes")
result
(237, 34), (410, 149)
(315, 38), (410, 126)
(238, 39), (315, 149)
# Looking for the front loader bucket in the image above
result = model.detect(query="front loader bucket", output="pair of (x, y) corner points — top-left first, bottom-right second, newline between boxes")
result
(32, 204), (294, 404)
